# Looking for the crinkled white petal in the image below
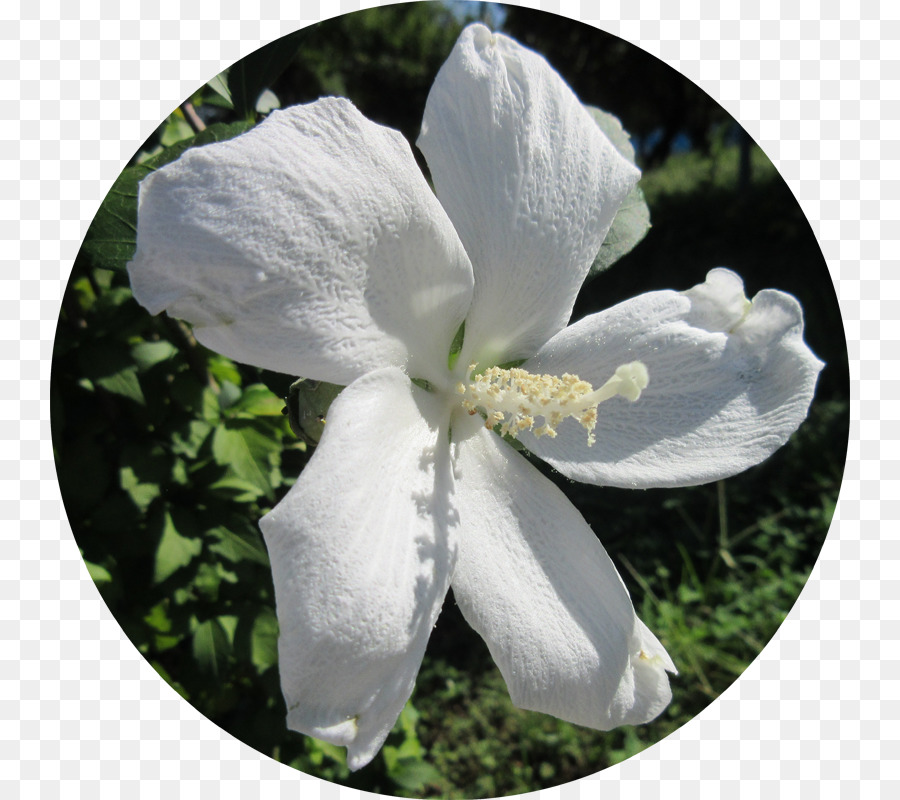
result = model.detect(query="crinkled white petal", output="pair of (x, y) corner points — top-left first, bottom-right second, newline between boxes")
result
(128, 99), (474, 385)
(418, 23), (639, 367)
(448, 419), (675, 729)
(259, 367), (456, 770)
(518, 269), (824, 488)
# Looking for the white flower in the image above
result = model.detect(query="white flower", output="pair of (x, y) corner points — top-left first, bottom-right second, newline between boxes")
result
(127, 24), (823, 770)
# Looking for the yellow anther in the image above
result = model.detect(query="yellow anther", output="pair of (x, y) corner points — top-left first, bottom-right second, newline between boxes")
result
(457, 360), (648, 446)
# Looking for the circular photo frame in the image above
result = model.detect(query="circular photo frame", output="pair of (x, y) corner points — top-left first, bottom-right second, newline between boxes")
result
(52, 4), (849, 797)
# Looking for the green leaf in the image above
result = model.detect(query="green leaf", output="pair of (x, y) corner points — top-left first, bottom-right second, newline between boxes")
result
(207, 524), (270, 566)
(586, 105), (637, 163)
(387, 757), (443, 792)
(152, 509), (202, 584)
(227, 29), (306, 119)
(447, 321), (465, 370)
(587, 185), (652, 280)
(208, 476), (266, 504)
(302, 738), (348, 770)
(217, 379), (242, 410)
(208, 355), (242, 389)
(232, 384), (286, 417)
(284, 379), (344, 445)
(409, 378), (435, 392)
(143, 600), (173, 634)
(119, 464), (160, 513)
(79, 342), (147, 404)
(249, 607), (279, 673)
(219, 615), (239, 641)
(80, 119), (256, 274)
(584, 105), (652, 281)
(131, 340), (178, 371)
(383, 700), (442, 791)
(206, 72), (233, 107)
(192, 617), (232, 677)
(200, 386), (221, 424)
(119, 444), (170, 513)
(196, 562), (225, 600)
(160, 114), (194, 147)
(144, 598), (186, 652)
(494, 358), (527, 371)
(211, 421), (281, 496)
(96, 367), (145, 404)
(170, 419), (213, 460)
(84, 559), (112, 585)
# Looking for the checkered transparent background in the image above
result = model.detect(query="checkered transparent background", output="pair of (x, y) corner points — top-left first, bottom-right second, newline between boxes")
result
(3, 0), (896, 796)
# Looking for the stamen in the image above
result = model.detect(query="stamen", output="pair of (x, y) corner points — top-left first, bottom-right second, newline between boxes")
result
(458, 361), (649, 446)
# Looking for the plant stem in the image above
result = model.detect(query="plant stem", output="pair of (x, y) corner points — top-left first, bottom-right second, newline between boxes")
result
(180, 101), (206, 133)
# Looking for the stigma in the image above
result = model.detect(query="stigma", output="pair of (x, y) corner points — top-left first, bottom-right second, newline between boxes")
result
(455, 361), (649, 446)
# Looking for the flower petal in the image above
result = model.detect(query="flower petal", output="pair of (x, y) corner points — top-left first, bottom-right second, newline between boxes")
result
(449, 420), (675, 729)
(518, 269), (824, 488)
(259, 367), (456, 770)
(418, 24), (639, 367)
(128, 99), (474, 385)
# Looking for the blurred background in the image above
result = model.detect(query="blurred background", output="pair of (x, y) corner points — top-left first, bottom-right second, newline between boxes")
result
(52, 3), (849, 797)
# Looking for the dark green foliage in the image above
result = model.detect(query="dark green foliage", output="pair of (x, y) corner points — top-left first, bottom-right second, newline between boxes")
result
(52, 4), (848, 797)
(267, 3), (467, 154)
(502, 6), (731, 167)
(227, 29), (312, 119)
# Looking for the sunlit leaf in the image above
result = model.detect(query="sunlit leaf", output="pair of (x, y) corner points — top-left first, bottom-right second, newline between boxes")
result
(78, 342), (146, 404)
(143, 600), (172, 633)
(84, 559), (112, 585)
(386, 757), (443, 792)
(207, 523), (270, 566)
(192, 617), (232, 677)
(120, 465), (160, 513)
(206, 72), (233, 107)
(194, 562), (222, 600)
(131, 340), (178, 371)
(170, 419), (213, 460)
(119, 444), (170, 513)
(96, 368), (144, 404)
(233, 384), (286, 417)
(217, 380), (242, 411)
(208, 476), (266, 504)
(153, 509), (202, 584)
(250, 607), (279, 673)
(160, 113), (195, 147)
(211, 421), (281, 497)
(200, 386), (221, 424)
(208, 355), (242, 389)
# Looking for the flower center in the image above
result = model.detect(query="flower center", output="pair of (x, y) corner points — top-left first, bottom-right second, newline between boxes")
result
(455, 361), (649, 446)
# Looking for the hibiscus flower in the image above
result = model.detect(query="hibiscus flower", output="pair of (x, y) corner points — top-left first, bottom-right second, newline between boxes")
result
(127, 24), (822, 769)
